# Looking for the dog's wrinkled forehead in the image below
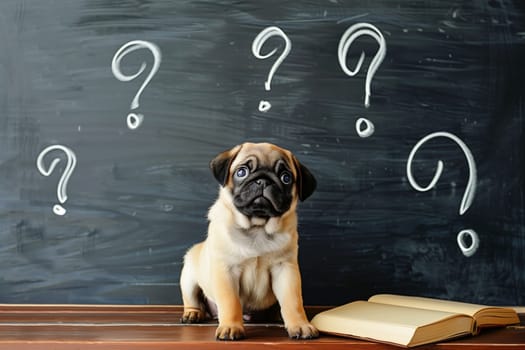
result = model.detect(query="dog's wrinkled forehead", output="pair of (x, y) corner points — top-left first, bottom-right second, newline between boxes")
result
(230, 143), (295, 174)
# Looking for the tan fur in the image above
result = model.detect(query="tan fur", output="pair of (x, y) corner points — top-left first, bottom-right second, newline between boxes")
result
(180, 143), (318, 340)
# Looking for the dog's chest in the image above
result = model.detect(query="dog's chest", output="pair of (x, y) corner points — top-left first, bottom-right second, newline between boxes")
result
(236, 257), (276, 309)
(232, 226), (291, 259)
(227, 228), (290, 309)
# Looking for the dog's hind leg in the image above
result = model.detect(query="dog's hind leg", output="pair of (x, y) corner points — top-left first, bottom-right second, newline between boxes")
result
(180, 246), (206, 323)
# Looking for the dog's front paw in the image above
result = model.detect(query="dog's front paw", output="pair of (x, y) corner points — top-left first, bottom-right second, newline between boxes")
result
(215, 324), (246, 340)
(181, 308), (205, 323)
(286, 322), (319, 339)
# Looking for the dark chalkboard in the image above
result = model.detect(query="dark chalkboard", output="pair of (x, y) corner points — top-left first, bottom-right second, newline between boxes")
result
(0, 0), (523, 306)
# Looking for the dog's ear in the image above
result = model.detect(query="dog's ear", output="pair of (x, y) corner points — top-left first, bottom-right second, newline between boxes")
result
(210, 144), (242, 186)
(293, 156), (317, 201)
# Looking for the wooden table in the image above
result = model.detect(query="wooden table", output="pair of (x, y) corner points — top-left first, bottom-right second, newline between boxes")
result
(0, 304), (523, 349)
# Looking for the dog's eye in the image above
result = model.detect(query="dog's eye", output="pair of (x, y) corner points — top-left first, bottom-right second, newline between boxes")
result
(235, 166), (249, 179)
(280, 171), (292, 185)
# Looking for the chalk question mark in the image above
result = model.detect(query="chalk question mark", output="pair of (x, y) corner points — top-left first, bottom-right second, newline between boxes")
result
(112, 40), (162, 129)
(37, 145), (77, 216)
(252, 26), (292, 112)
(338, 23), (386, 138)
(406, 132), (479, 257)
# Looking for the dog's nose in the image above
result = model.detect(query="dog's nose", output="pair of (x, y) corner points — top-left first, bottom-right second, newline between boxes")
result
(255, 178), (270, 187)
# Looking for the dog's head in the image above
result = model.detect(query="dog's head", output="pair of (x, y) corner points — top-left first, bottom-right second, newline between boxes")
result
(210, 142), (316, 220)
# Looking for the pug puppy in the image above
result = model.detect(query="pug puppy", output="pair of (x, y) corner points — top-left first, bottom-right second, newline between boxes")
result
(180, 142), (318, 340)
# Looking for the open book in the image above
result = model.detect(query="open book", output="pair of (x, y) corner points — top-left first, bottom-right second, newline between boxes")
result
(311, 294), (520, 347)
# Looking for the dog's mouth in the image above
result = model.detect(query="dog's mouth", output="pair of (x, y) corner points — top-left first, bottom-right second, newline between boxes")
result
(232, 174), (292, 219)
(237, 195), (280, 218)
